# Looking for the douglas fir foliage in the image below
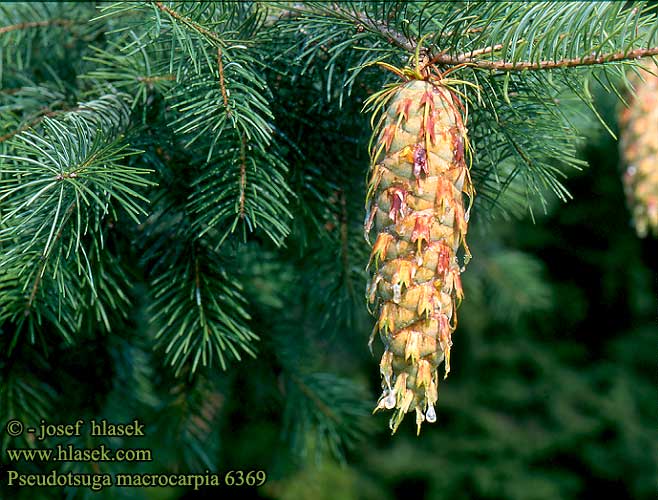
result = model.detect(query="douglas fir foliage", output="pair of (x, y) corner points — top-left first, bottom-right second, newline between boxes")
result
(365, 61), (474, 433)
(619, 60), (658, 237)
(0, 2), (657, 499)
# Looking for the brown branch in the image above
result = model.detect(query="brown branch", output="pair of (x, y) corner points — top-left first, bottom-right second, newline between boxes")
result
(152, 1), (223, 46)
(136, 74), (176, 84)
(238, 134), (247, 220)
(360, 17), (415, 53)
(25, 268), (44, 316)
(217, 47), (231, 115)
(430, 45), (658, 71)
(456, 43), (504, 61)
(0, 19), (72, 36)
(151, 3), (237, 116)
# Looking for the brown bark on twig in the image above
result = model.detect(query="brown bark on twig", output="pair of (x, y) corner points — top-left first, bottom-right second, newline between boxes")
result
(0, 19), (72, 35)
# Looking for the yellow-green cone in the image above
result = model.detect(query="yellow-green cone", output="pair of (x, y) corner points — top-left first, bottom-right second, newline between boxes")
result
(364, 77), (474, 434)
(619, 62), (658, 238)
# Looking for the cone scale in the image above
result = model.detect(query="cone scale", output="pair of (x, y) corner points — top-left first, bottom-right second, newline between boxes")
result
(365, 76), (474, 434)
(619, 62), (658, 238)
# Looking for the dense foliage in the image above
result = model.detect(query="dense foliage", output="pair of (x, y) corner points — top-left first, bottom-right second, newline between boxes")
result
(0, 2), (655, 499)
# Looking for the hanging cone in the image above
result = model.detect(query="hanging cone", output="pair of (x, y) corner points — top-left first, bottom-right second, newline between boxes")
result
(619, 61), (658, 238)
(364, 71), (474, 434)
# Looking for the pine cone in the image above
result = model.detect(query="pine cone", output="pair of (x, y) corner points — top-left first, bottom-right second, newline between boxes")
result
(365, 77), (474, 434)
(619, 62), (658, 238)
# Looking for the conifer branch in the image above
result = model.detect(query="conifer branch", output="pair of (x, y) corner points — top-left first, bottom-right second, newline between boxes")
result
(0, 19), (72, 35)
(283, 372), (371, 460)
(24, 202), (77, 315)
(457, 43), (505, 61)
(135, 74), (176, 84)
(216, 47), (230, 114)
(429, 45), (658, 71)
(147, 241), (257, 375)
(239, 133), (247, 220)
(357, 16), (415, 53)
(291, 374), (340, 424)
(1, 99), (150, 333)
(310, 5), (658, 72)
(0, 105), (85, 144)
(152, 1), (224, 47)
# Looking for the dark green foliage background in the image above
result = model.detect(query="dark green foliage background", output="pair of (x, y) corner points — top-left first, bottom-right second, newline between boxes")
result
(0, 2), (656, 499)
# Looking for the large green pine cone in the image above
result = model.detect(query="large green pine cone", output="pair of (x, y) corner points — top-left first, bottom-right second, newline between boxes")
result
(619, 63), (658, 238)
(365, 79), (473, 433)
